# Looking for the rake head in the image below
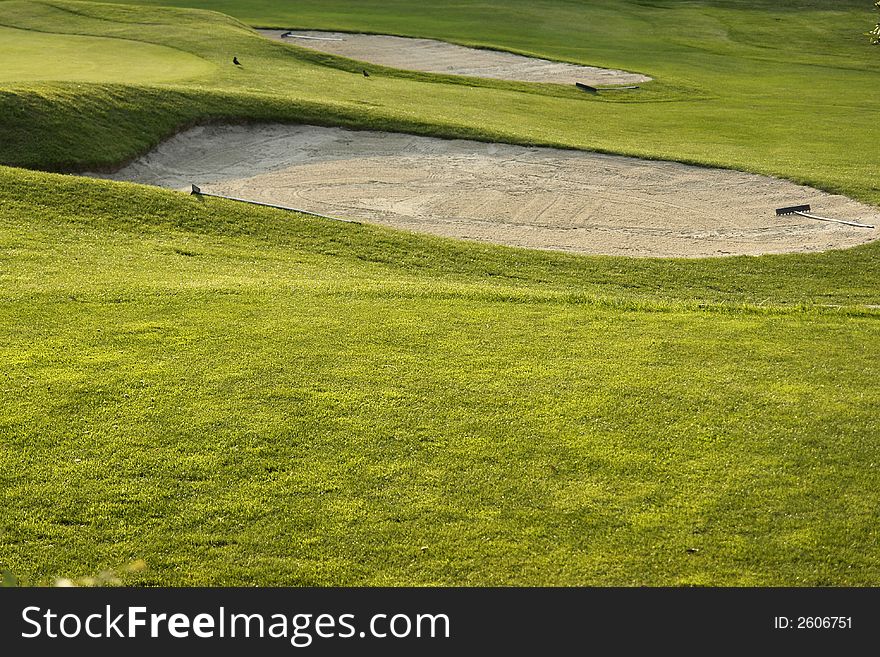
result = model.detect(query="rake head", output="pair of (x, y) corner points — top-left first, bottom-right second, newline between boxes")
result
(191, 184), (201, 195)
(775, 204), (810, 216)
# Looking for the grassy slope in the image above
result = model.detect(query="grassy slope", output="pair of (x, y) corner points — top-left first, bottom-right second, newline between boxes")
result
(1, 1), (879, 585)
(2, 169), (878, 586)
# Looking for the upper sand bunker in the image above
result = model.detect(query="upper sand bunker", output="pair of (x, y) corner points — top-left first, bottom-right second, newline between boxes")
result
(96, 125), (879, 258)
(258, 29), (651, 86)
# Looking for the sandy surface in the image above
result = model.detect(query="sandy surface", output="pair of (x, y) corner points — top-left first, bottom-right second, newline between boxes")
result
(94, 124), (880, 258)
(258, 29), (651, 87)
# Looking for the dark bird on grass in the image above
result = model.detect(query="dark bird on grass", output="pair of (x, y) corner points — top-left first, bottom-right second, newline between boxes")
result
(233, 56), (241, 66)
(362, 69), (370, 77)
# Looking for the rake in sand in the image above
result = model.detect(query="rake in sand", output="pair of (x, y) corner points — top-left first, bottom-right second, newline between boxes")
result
(190, 184), (358, 223)
(775, 204), (875, 229)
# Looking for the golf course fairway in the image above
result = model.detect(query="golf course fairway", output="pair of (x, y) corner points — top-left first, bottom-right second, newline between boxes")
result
(1, 0), (878, 587)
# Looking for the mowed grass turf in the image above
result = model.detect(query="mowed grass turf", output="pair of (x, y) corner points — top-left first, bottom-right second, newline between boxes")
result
(0, 24), (215, 84)
(1, 0), (879, 585)
(2, 169), (879, 586)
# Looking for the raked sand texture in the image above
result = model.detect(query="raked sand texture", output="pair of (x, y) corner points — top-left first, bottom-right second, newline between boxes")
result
(258, 29), (651, 86)
(96, 125), (880, 258)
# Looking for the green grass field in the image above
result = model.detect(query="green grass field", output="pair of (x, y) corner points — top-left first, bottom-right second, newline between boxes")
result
(1, 0), (879, 586)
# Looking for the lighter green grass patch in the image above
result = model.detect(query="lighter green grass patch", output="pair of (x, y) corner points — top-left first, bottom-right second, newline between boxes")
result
(0, 25), (214, 83)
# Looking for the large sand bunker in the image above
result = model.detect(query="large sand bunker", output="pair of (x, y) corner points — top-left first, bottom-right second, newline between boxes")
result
(258, 29), (650, 87)
(96, 125), (879, 258)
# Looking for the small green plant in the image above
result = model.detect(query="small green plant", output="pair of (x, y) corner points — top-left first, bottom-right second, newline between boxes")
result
(53, 560), (148, 588)
(0, 561), (147, 587)
(2, 570), (21, 587)
(871, 2), (880, 44)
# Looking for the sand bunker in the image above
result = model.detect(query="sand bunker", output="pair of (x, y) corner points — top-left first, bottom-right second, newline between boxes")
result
(96, 124), (879, 258)
(258, 29), (650, 87)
